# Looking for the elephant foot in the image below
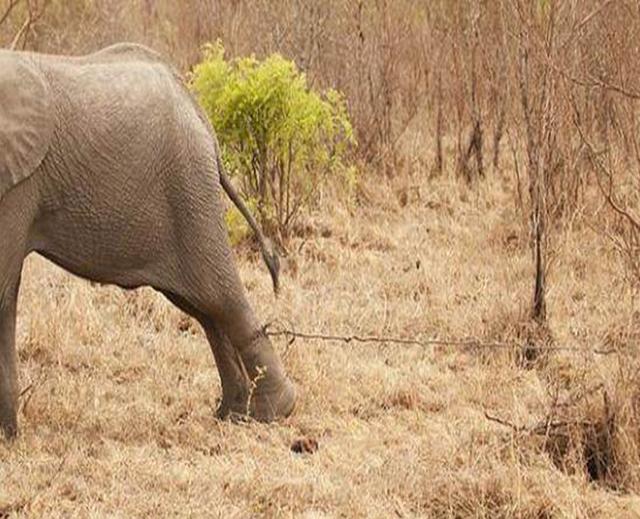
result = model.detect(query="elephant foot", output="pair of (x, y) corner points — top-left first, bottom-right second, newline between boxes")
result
(217, 376), (296, 423)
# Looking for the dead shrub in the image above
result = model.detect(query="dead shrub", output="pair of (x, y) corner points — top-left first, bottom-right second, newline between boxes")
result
(533, 365), (640, 492)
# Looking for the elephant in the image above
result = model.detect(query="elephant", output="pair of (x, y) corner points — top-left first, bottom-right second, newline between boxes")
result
(0, 43), (296, 439)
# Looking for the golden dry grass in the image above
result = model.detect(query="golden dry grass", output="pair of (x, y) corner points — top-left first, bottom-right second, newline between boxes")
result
(1, 174), (640, 517)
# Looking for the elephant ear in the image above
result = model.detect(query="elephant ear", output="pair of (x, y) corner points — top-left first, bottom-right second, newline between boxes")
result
(0, 54), (53, 199)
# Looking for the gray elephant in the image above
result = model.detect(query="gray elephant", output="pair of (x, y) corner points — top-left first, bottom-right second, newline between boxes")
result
(0, 43), (296, 439)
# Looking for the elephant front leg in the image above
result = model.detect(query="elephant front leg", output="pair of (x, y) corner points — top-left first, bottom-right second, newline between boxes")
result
(0, 281), (20, 439)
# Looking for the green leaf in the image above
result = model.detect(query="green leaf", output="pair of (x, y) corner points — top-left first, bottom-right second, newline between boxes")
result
(190, 42), (357, 240)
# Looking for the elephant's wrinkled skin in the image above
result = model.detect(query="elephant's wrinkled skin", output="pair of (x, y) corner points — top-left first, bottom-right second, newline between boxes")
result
(0, 43), (296, 439)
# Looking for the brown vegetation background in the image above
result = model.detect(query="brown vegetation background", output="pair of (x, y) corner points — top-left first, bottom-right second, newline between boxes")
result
(2, 1), (640, 516)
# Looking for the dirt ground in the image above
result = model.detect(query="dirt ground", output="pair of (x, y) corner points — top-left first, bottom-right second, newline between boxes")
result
(1, 175), (640, 518)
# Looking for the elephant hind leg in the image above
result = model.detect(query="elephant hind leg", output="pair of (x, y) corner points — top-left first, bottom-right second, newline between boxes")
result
(207, 321), (296, 422)
(162, 291), (251, 417)
(162, 286), (296, 422)
(150, 158), (295, 421)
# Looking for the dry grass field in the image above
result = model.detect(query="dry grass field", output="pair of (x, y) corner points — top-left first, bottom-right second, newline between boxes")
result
(1, 172), (640, 517)
(3, 1), (640, 517)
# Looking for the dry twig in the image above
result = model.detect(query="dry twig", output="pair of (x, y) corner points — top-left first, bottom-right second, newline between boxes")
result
(263, 322), (627, 356)
(0, 0), (21, 28)
(9, 0), (50, 50)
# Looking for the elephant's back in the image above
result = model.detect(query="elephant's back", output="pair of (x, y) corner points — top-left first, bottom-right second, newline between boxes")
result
(41, 56), (207, 174)
(47, 57), (182, 128)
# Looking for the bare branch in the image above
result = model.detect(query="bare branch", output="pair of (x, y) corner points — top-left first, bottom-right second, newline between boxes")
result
(571, 110), (640, 231)
(263, 322), (624, 356)
(9, 0), (50, 50)
(559, 0), (618, 50)
(9, 11), (29, 49)
(0, 0), (22, 28)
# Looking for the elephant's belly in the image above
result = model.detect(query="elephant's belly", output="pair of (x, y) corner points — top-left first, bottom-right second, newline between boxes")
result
(28, 164), (179, 289)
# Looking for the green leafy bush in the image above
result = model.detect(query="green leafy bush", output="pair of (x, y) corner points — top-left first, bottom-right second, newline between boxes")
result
(191, 41), (356, 241)
(224, 195), (258, 246)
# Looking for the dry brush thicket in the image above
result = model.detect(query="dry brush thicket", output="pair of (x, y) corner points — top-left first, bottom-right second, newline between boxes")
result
(3, 1), (640, 517)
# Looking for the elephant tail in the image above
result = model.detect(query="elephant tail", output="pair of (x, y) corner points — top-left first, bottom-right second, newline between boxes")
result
(216, 154), (280, 295)
(177, 73), (280, 294)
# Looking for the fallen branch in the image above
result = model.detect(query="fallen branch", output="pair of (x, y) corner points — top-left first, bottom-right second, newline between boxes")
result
(263, 322), (626, 356)
(484, 409), (598, 436)
(484, 410), (527, 433)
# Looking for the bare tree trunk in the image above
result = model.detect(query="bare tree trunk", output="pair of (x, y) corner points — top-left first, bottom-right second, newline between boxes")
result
(515, 9), (550, 324)
(531, 179), (547, 323)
